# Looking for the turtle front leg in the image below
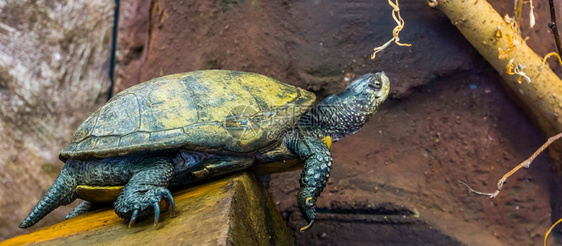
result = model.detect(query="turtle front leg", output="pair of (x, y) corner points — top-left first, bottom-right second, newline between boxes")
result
(284, 130), (333, 232)
(114, 156), (175, 227)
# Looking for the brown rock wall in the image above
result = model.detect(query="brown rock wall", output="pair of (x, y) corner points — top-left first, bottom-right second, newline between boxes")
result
(0, 0), (112, 239)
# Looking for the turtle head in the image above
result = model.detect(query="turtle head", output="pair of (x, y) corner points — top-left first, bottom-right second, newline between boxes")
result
(337, 72), (390, 114)
(304, 72), (390, 141)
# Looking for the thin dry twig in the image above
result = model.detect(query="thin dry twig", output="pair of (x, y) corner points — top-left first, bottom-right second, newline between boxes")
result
(427, 0), (438, 7)
(513, 0), (524, 32)
(506, 58), (531, 83)
(371, 0), (411, 60)
(548, 0), (562, 56)
(529, 0), (535, 28)
(458, 181), (498, 198)
(459, 132), (562, 198)
(513, 0), (535, 30)
(542, 51), (562, 68)
(544, 217), (562, 246)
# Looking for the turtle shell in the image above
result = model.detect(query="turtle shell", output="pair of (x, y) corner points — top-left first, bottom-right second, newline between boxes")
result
(60, 70), (316, 160)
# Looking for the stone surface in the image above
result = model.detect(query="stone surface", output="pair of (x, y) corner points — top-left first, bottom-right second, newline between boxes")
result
(2, 172), (293, 246)
(127, 0), (562, 245)
(0, 0), (112, 240)
(272, 71), (558, 245)
(113, 0), (150, 94)
(3, 0), (562, 245)
(135, 0), (483, 99)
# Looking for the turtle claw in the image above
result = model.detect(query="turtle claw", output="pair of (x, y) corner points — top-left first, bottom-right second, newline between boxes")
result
(152, 201), (160, 226)
(118, 187), (176, 227)
(129, 205), (140, 228)
(300, 220), (314, 232)
(162, 190), (176, 217)
(127, 201), (163, 227)
(162, 189), (176, 217)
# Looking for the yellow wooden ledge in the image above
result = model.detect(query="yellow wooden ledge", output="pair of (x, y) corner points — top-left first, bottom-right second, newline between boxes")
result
(2, 172), (293, 246)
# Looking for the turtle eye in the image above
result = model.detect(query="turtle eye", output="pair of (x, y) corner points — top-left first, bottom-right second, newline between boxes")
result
(369, 81), (382, 90)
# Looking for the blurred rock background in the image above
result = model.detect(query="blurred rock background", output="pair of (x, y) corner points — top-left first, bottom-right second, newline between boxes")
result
(0, 0), (112, 238)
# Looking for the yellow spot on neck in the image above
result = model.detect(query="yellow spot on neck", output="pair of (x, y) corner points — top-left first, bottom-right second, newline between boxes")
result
(321, 136), (332, 149)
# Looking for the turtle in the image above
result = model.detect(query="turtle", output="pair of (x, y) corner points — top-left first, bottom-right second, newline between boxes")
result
(20, 70), (390, 231)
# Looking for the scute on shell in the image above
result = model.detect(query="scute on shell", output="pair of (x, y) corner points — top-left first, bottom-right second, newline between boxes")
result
(60, 70), (316, 160)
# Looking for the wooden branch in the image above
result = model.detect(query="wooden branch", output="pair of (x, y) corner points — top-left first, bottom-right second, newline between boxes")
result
(434, 0), (562, 139)
(2, 172), (293, 246)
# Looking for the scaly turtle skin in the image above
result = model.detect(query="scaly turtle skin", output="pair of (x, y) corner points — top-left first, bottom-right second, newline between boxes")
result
(20, 70), (390, 231)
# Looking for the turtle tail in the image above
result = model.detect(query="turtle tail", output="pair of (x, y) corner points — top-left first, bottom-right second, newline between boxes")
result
(20, 163), (77, 228)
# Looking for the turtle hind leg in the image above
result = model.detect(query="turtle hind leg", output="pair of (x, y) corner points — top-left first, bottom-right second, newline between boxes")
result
(66, 201), (108, 219)
(114, 156), (175, 227)
(20, 162), (78, 228)
(66, 201), (92, 219)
